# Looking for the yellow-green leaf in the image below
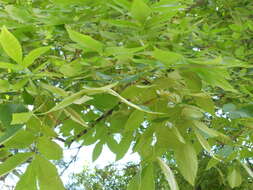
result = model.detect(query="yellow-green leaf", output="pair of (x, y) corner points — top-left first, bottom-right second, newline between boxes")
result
(241, 163), (253, 178)
(0, 62), (23, 70)
(11, 112), (32, 125)
(157, 158), (179, 190)
(125, 110), (144, 131)
(40, 82), (68, 97)
(37, 137), (63, 160)
(66, 27), (104, 53)
(174, 143), (198, 186)
(45, 91), (88, 113)
(0, 153), (33, 177)
(22, 46), (51, 68)
(0, 26), (22, 64)
(194, 128), (212, 153)
(4, 130), (35, 149)
(227, 168), (242, 188)
(15, 161), (37, 190)
(64, 107), (88, 127)
(131, 0), (151, 23)
(153, 48), (184, 66)
(35, 155), (65, 190)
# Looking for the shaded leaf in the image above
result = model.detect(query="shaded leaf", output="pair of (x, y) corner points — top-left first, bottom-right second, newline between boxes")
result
(92, 141), (103, 162)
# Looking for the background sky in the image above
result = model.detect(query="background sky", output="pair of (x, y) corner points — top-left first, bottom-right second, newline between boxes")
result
(0, 143), (140, 190)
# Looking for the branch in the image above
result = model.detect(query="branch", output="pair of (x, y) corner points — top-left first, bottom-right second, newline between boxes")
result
(60, 145), (82, 176)
(68, 104), (119, 146)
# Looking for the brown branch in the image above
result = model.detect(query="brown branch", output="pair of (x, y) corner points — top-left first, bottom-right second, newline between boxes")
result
(60, 145), (82, 176)
(67, 104), (119, 146)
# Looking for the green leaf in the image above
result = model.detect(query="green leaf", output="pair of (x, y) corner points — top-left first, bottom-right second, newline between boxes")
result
(196, 68), (236, 92)
(108, 89), (163, 114)
(11, 112), (32, 125)
(182, 107), (203, 120)
(0, 103), (27, 127)
(140, 163), (155, 190)
(0, 26), (22, 64)
(206, 158), (219, 170)
(0, 125), (23, 145)
(40, 82), (69, 97)
(106, 136), (119, 154)
(115, 133), (132, 161)
(0, 62), (23, 70)
(193, 94), (215, 115)
(45, 91), (89, 113)
(153, 48), (184, 66)
(0, 152), (33, 177)
(131, 0), (151, 23)
(37, 137), (63, 160)
(194, 128), (212, 153)
(92, 141), (103, 162)
(193, 121), (219, 137)
(193, 121), (230, 142)
(22, 46), (51, 68)
(66, 27), (104, 53)
(127, 172), (141, 190)
(227, 168), (242, 188)
(157, 158), (179, 190)
(171, 127), (185, 144)
(113, 0), (131, 10)
(0, 80), (10, 92)
(174, 143), (198, 186)
(15, 161), (37, 190)
(127, 163), (155, 190)
(181, 71), (202, 92)
(52, 0), (84, 5)
(4, 130), (35, 149)
(35, 155), (65, 190)
(241, 163), (253, 178)
(64, 107), (88, 127)
(125, 110), (144, 131)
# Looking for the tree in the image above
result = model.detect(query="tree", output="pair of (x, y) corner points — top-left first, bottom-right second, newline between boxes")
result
(67, 157), (252, 190)
(66, 163), (140, 190)
(0, 0), (252, 189)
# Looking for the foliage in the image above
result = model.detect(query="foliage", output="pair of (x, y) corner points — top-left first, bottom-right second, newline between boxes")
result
(0, 0), (252, 189)
(67, 158), (253, 190)
(67, 163), (139, 190)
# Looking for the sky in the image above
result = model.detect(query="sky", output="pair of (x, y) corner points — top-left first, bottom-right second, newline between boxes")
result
(61, 143), (140, 186)
(0, 143), (140, 190)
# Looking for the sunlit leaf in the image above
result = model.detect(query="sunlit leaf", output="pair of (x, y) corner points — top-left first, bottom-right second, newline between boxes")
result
(157, 158), (179, 190)
(0, 153), (33, 177)
(0, 26), (22, 64)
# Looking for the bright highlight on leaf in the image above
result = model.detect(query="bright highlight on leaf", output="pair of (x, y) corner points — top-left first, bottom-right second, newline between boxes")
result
(131, 0), (151, 23)
(157, 158), (179, 190)
(0, 26), (22, 64)
(66, 27), (104, 53)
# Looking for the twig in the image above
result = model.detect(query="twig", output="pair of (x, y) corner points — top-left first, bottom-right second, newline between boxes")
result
(60, 145), (82, 176)
(68, 103), (120, 146)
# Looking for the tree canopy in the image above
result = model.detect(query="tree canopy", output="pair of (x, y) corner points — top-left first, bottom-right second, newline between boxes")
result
(0, 0), (252, 189)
